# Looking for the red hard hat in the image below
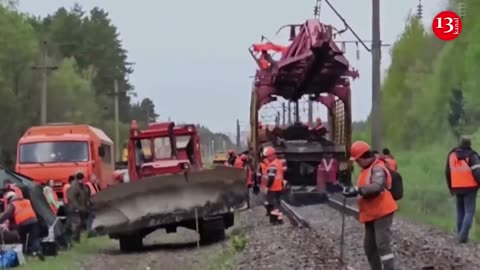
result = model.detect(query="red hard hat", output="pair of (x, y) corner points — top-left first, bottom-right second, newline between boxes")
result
(240, 154), (248, 161)
(263, 146), (276, 157)
(228, 149), (235, 154)
(350, 141), (371, 161)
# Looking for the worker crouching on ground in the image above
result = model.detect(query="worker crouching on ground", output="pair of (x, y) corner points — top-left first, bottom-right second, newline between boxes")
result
(66, 172), (88, 243)
(445, 135), (480, 243)
(343, 141), (397, 270)
(263, 146), (285, 225)
(0, 192), (45, 261)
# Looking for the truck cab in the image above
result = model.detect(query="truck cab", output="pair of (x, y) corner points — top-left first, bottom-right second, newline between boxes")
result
(15, 123), (115, 199)
(127, 121), (202, 181)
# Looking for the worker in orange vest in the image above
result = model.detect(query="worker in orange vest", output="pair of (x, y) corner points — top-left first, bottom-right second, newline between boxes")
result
(382, 148), (398, 171)
(343, 141), (397, 270)
(263, 146), (285, 225)
(83, 181), (97, 236)
(233, 154), (245, 168)
(226, 149), (237, 167)
(256, 154), (272, 216)
(62, 175), (74, 204)
(0, 192), (44, 260)
(446, 136), (480, 243)
(258, 50), (272, 70)
(2, 179), (23, 210)
(43, 180), (59, 214)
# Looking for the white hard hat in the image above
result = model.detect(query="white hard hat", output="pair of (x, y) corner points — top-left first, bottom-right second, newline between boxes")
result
(5, 191), (17, 202)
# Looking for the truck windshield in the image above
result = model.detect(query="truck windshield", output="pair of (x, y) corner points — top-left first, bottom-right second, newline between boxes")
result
(19, 141), (89, 164)
(176, 135), (191, 148)
(153, 137), (171, 159)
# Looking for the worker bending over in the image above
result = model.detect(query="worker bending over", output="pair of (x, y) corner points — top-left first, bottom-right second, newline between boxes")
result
(445, 136), (480, 243)
(0, 192), (44, 260)
(264, 146), (285, 224)
(343, 141), (397, 270)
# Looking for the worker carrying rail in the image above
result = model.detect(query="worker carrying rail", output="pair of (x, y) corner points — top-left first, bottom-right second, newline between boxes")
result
(342, 141), (398, 270)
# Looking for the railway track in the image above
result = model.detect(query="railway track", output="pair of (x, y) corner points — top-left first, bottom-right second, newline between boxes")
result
(281, 198), (356, 270)
(326, 194), (359, 219)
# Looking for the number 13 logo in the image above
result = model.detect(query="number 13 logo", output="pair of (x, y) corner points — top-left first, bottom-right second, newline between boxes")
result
(432, 11), (462, 41)
(436, 17), (454, 34)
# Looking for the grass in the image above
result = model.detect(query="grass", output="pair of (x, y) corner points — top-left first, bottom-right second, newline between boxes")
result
(208, 230), (247, 270)
(18, 236), (113, 270)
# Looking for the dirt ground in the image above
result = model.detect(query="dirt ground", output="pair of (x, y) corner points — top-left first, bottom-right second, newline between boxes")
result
(80, 227), (235, 270)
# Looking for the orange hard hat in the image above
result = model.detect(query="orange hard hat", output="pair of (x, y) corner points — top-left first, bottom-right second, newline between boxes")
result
(350, 141), (371, 161)
(263, 146), (276, 157)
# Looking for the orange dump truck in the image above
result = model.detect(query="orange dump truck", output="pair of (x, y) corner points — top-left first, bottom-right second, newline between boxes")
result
(15, 123), (116, 200)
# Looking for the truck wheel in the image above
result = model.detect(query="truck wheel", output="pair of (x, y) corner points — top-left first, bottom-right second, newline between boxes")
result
(199, 218), (225, 245)
(119, 236), (143, 252)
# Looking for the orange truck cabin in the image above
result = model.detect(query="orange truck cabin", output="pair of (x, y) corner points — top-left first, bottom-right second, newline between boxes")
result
(15, 123), (115, 199)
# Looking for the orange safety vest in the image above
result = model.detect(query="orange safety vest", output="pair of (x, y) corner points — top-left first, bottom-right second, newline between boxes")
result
(449, 152), (478, 188)
(11, 199), (37, 225)
(384, 157), (397, 171)
(259, 56), (270, 70)
(85, 182), (97, 196)
(268, 159), (284, 192)
(233, 157), (244, 168)
(357, 160), (398, 223)
(259, 161), (269, 188)
(62, 183), (71, 204)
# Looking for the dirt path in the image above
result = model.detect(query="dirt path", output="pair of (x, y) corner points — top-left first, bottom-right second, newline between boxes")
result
(80, 228), (232, 270)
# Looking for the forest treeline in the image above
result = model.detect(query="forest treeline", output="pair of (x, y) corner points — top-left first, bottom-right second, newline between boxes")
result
(0, 3), (233, 165)
(354, 0), (480, 150)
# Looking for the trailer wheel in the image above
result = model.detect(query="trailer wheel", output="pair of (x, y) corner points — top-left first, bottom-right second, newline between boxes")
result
(119, 236), (143, 252)
(199, 218), (225, 245)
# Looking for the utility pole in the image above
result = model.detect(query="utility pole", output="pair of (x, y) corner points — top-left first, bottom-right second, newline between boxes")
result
(31, 41), (58, 125)
(371, 0), (382, 151)
(114, 79), (120, 162)
(236, 119), (241, 150)
(322, 0), (388, 149)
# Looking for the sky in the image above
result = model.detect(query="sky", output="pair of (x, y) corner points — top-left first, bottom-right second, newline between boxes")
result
(18, 0), (445, 133)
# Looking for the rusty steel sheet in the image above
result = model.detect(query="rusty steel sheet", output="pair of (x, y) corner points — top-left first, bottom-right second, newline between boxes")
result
(91, 166), (248, 235)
